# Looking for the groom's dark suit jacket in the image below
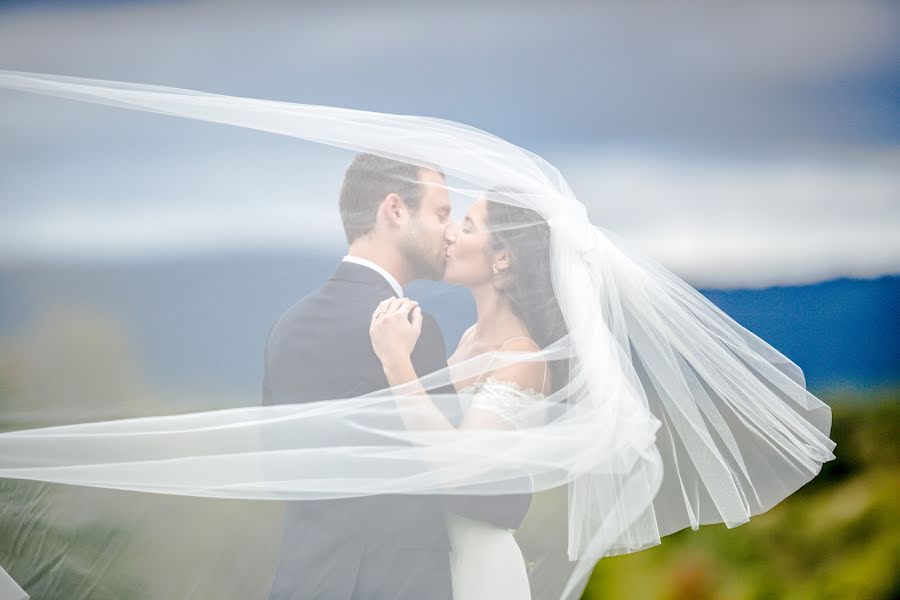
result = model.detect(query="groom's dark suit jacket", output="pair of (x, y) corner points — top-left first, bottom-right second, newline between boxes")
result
(262, 260), (531, 600)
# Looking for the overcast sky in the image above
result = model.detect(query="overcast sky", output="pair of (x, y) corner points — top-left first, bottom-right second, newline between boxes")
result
(1, 0), (898, 287)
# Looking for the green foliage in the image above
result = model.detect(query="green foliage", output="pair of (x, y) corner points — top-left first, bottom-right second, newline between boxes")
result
(0, 480), (146, 600)
(0, 371), (144, 599)
(582, 390), (900, 600)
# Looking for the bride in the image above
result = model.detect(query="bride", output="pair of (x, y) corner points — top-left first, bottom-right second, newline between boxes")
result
(369, 191), (564, 600)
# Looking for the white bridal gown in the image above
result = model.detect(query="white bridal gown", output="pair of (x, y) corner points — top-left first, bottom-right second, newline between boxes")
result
(446, 376), (547, 600)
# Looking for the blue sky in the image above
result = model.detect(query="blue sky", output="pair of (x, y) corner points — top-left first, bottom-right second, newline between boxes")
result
(1, 0), (898, 287)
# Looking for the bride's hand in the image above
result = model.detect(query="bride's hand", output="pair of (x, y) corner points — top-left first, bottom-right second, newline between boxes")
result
(370, 297), (422, 366)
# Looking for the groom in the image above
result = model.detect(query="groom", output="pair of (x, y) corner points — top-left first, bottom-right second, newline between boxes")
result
(262, 153), (530, 600)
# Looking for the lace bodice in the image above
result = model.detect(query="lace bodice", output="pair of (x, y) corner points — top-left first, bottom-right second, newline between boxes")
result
(457, 377), (547, 430)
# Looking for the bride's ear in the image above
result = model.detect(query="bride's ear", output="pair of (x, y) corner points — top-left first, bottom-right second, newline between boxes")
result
(491, 250), (512, 289)
(493, 251), (510, 273)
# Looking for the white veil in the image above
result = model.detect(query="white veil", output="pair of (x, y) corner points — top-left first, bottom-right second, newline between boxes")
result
(0, 70), (835, 600)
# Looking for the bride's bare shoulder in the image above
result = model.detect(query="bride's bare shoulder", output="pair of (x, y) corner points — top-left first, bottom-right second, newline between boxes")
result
(490, 337), (548, 396)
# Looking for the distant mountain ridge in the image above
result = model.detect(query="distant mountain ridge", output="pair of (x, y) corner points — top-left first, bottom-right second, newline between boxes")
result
(0, 253), (896, 397)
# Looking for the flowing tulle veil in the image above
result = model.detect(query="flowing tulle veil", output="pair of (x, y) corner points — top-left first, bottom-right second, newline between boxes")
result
(0, 70), (835, 600)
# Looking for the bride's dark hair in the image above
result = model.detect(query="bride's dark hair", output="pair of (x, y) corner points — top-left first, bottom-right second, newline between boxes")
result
(485, 188), (569, 392)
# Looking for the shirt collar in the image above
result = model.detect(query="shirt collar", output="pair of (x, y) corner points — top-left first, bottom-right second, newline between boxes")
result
(341, 256), (403, 298)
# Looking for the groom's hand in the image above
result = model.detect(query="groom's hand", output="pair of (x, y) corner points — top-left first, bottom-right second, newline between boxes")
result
(370, 297), (423, 365)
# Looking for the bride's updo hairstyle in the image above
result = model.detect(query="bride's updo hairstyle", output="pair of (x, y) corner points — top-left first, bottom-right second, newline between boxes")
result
(485, 187), (569, 392)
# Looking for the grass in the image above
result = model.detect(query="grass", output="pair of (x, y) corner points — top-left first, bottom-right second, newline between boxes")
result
(581, 393), (900, 600)
(0, 379), (896, 599)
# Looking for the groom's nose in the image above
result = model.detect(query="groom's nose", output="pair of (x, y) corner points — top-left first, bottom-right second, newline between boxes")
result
(445, 222), (459, 244)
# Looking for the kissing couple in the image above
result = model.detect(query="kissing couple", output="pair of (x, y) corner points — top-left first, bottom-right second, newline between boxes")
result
(262, 152), (566, 600)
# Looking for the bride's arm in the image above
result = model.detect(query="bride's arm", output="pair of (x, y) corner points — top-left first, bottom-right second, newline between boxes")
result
(371, 298), (543, 432)
(370, 297), (456, 431)
(372, 299), (536, 528)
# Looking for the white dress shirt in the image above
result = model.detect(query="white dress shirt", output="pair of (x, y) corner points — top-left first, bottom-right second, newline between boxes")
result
(341, 256), (404, 298)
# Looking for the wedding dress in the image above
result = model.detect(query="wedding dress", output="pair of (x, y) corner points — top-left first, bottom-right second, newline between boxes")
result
(446, 353), (548, 600)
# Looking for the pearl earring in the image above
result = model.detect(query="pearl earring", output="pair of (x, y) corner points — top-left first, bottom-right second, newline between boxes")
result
(492, 264), (499, 274)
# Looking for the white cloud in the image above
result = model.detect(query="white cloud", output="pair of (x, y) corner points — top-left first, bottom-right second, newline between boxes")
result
(0, 202), (344, 261)
(2, 144), (897, 288)
(557, 148), (900, 287)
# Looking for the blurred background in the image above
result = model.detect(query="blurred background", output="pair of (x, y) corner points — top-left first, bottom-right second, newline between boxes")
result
(0, 1), (898, 598)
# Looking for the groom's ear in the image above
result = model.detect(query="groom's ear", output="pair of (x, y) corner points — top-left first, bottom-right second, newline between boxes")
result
(381, 192), (407, 229)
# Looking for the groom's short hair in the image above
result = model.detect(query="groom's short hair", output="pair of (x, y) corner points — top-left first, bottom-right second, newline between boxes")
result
(339, 153), (443, 244)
